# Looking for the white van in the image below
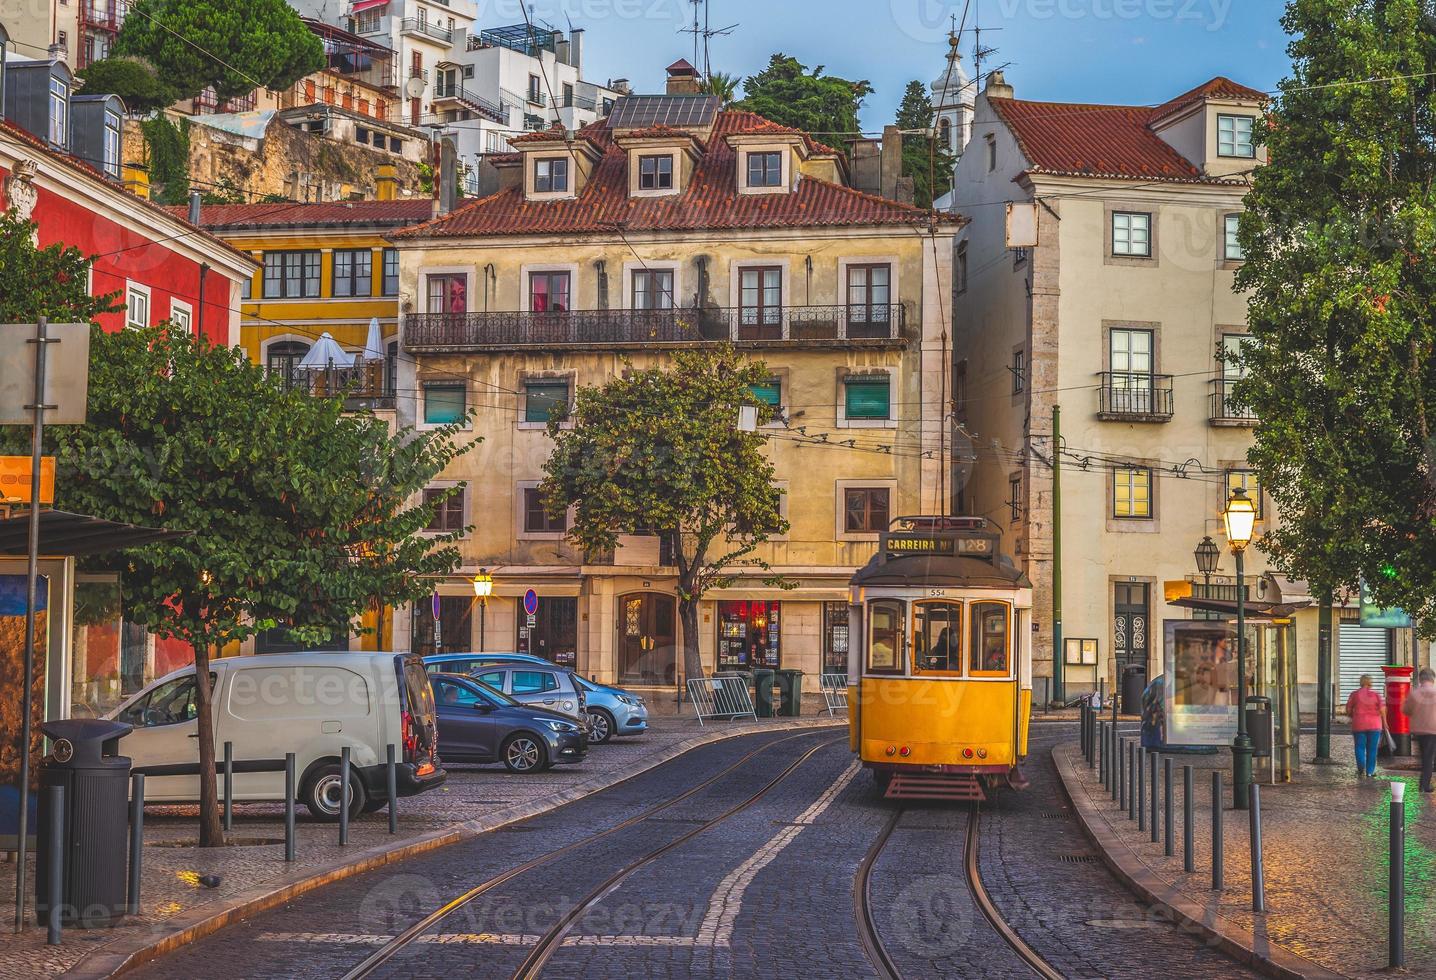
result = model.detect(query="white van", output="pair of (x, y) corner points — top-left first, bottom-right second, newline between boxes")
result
(107, 652), (445, 820)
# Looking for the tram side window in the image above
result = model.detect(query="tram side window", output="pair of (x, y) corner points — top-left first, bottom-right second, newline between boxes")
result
(867, 600), (905, 674)
(970, 602), (1010, 675)
(913, 601), (962, 674)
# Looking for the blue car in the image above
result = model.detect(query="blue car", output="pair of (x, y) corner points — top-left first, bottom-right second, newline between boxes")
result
(429, 672), (586, 773)
(422, 653), (648, 744)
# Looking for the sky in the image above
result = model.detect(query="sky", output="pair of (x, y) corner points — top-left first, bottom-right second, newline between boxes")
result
(494, 0), (1294, 129)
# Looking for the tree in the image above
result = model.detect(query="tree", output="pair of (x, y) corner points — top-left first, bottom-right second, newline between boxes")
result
(77, 57), (177, 113)
(735, 54), (872, 150)
(139, 115), (191, 205)
(894, 79), (955, 209)
(1235, 0), (1436, 625)
(700, 71), (740, 106)
(0, 212), (123, 323)
(540, 347), (788, 684)
(113, 0), (324, 102)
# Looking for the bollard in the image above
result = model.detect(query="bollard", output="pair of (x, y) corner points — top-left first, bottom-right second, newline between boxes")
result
(1250, 783), (1266, 913)
(1137, 748), (1146, 830)
(339, 746), (351, 846)
(1150, 752), (1160, 843)
(284, 753), (296, 862)
(223, 741), (234, 833)
(1391, 781), (1405, 969)
(46, 784), (64, 945)
(1129, 743), (1138, 821)
(1164, 757), (1174, 857)
(1183, 765), (1194, 873)
(1117, 737), (1126, 806)
(1080, 704), (1088, 758)
(386, 744), (398, 835)
(1111, 728), (1119, 800)
(1099, 721), (1108, 787)
(127, 772), (145, 916)
(1212, 770), (1224, 890)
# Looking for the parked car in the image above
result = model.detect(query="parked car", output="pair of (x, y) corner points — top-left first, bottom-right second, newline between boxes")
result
(429, 672), (586, 773)
(108, 652), (445, 821)
(422, 652), (539, 676)
(468, 663), (588, 725)
(574, 677), (648, 744)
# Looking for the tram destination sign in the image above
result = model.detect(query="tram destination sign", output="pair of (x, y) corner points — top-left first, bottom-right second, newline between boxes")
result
(882, 533), (995, 558)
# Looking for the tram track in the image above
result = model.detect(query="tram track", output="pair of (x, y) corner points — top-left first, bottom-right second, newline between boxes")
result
(853, 807), (904, 980)
(339, 729), (840, 980)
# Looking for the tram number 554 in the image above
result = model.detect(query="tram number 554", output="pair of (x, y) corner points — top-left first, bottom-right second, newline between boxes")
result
(927, 588), (947, 597)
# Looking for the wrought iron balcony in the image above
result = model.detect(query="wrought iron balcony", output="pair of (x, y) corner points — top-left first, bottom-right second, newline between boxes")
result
(432, 79), (505, 122)
(273, 364), (395, 411)
(400, 17), (452, 43)
(402, 304), (906, 353)
(1096, 371), (1174, 421)
(1209, 379), (1257, 425)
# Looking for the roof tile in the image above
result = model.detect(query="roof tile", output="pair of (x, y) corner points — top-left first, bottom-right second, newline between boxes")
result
(175, 198), (436, 230)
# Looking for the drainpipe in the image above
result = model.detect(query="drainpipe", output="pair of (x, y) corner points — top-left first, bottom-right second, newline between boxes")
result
(196, 262), (209, 339)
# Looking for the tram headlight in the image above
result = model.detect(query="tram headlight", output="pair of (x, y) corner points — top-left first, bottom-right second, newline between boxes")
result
(898, 746), (910, 757)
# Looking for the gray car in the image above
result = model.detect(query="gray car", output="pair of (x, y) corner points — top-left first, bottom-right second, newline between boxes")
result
(471, 664), (588, 726)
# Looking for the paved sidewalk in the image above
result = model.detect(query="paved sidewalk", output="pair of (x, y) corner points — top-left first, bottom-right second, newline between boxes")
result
(0, 714), (844, 979)
(1057, 730), (1436, 979)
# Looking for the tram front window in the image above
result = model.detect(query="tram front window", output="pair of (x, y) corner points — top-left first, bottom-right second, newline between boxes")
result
(970, 601), (1010, 675)
(867, 600), (905, 674)
(913, 601), (962, 674)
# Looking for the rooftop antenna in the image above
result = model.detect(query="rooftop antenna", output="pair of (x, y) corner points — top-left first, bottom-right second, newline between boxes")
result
(679, 0), (737, 83)
(967, 1), (1002, 88)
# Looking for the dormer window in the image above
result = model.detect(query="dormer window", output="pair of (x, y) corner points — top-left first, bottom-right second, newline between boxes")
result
(102, 110), (121, 178)
(534, 157), (569, 193)
(747, 151), (783, 188)
(1217, 114), (1255, 158)
(49, 74), (68, 147)
(639, 154), (673, 190)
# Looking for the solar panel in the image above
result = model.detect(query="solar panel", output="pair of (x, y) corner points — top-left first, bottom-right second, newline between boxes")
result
(607, 95), (719, 131)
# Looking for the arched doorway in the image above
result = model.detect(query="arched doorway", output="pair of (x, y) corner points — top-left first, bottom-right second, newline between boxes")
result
(617, 592), (676, 687)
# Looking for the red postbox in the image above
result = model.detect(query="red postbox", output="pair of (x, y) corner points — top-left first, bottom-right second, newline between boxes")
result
(1384, 665), (1415, 756)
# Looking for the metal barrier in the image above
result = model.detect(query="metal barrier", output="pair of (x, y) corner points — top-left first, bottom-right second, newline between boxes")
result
(820, 673), (849, 716)
(687, 673), (758, 726)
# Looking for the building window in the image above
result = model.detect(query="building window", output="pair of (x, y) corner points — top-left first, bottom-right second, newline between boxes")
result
(524, 379), (570, 423)
(985, 133), (997, 172)
(170, 300), (192, 332)
(382, 248), (399, 295)
(632, 269), (674, 310)
(1008, 474), (1021, 522)
(523, 486), (566, 533)
(426, 273), (467, 313)
(938, 117), (952, 151)
(263, 251), (321, 298)
(265, 340), (309, 390)
(717, 600), (782, 670)
(822, 602), (849, 672)
(1112, 211), (1151, 257)
(102, 110), (121, 178)
(750, 378), (781, 409)
(844, 375), (891, 420)
(125, 285), (149, 329)
(423, 383), (466, 425)
(48, 74), (68, 146)
(844, 487), (891, 534)
(423, 487), (465, 532)
(846, 263), (891, 328)
(746, 151), (782, 187)
(529, 271), (571, 312)
(528, 73), (541, 102)
(1113, 467), (1153, 519)
(1226, 469), (1264, 519)
(333, 249), (373, 297)
(1011, 348), (1026, 394)
(739, 266), (782, 325)
(1224, 214), (1245, 261)
(1218, 114), (1255, 158)
(534, 157), (568, 193)
(956, 242), (968, 294)
(638, 153), (673, 190)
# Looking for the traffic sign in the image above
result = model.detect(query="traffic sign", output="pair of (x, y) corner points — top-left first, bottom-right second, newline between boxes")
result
(523, 589), (538, 616)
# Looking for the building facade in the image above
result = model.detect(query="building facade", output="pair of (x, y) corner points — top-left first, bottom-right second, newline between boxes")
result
(388, 93), (959, 693)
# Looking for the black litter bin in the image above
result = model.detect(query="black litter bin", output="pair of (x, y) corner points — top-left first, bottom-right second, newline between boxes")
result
(753, 669), (776, 718)
(775, 669), (803, 717)
(1121, 665), (1147, 716)
(1245, 695), (1273, 759)
(35, 717), (133, 927)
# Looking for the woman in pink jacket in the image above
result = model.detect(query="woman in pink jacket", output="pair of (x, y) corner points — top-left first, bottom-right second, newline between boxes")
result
(1345, 674), (1384, 778)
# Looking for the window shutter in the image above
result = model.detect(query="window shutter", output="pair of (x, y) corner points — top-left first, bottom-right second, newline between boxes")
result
(844, 377), (891, 419)
(424, 384), (466, 425)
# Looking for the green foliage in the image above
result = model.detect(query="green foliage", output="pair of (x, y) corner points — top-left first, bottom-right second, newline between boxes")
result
(895, 80), (955, 209)
(700, 71), (740, 106)
(114, 0), (324, 102)
(1235, 0), (1436, 624)
(735, 53), (872, 151)
(540, 347), (788, 680)
(0, 212), (122, 323)
(200, 177), (248, 205)
(140, 114), (191, 205)
(77, 56), (176, 113)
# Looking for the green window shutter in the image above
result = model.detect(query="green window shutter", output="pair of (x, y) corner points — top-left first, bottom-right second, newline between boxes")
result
(525, 381), (570, 423)
(845, 377), (890, 419)
(424, 384), (466, 425)
(750, 381), (781, 407)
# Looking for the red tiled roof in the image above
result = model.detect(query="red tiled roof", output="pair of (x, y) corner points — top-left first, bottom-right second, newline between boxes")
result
(173, 199), (436, 230)
(989, 76), (1265, 185)
(509, 126), (567, 145)
(393, 111), (952, 241)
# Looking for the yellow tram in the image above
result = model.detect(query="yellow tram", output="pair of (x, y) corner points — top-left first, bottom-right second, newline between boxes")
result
(848, 517), (1034, 800)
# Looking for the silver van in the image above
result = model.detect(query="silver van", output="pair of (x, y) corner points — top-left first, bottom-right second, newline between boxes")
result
(471, 664), (588, 725)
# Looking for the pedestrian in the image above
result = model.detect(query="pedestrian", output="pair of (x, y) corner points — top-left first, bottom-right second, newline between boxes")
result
(1403, 668), (1436, 793)
(1344, 674), (1383, 778)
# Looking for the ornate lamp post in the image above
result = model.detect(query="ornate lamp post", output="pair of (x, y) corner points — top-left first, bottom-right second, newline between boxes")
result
(1223, 488), (1258, 810)
(1194, 535), (1221, 591)
(472, 569), (493, 652)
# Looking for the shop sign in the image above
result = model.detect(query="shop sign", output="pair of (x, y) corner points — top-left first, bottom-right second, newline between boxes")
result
(0, 456), (55, 504)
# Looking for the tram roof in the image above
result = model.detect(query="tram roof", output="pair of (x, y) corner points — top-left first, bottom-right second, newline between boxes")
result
(850, 553), (1031, 590)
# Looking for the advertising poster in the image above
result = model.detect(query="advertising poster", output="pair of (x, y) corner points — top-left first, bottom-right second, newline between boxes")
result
(1163, 619), (1239, 748)
(0, 573), (48, 844)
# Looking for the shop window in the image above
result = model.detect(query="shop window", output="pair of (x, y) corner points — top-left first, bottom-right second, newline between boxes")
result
(717, 600), (781, 670)
(867, 599), (905, 674)
(913, 601), (962, 674)
(822, 602), (849, 672)
(845, 376), (891, 420)
(423, 383), (466, 425)
(969, 601), (1010, 674)
(411, 595), (473, 657)
(524, 380), (570, 423)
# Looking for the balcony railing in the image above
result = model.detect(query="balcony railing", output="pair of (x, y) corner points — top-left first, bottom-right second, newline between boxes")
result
(274, 364), (395, 410)
(1097, 371), (1174, 421)
(400, 17), (452, 43)
(403, 304), (907, 352)
(432, 79), (505, 121)
(194, 87), (257, 114)
(1210, 378), (1257, 425)
(82, 0), (125, 32)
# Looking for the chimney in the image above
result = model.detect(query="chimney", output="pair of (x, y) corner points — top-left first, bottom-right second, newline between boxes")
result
(47, 41), (67, 61)
(665, 58), (701, 96)
(569, 28), (583, 75)
(611, 78), (631, 96)
(844, 136), (881, 196)
(375, 164), (398, 201)
(188, 189), (202, 225)
(437, 135), (458, 215)
(984, 70), (1014, 100)
(880, 124), (902, 201)
(555, 38), (571, 67)
(122, 162), (150, 200)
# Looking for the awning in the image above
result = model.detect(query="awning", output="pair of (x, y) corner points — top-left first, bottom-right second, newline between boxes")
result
(0, 510), (190, 557)
(351, 0), (388, 12)
(1168, 597), (1311, 619)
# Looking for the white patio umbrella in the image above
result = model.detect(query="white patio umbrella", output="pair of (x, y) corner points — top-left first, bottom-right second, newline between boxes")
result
(361, 317), (387, 362)
(296, 332), (356, 371)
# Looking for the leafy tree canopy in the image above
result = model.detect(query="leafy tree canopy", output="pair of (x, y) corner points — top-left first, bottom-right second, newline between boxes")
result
(894, 79), (955, 209)
(1236, 0), (1436, 624)
(0, 213), (122, 323)
(114, 0), (324, 101)
(540, 347), (788, 681)
(700, 71), (740, 106)
(735, 53), (872, 151)
(77, 56), (177, 113)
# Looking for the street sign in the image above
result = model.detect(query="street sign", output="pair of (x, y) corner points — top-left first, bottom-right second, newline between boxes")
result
(526, 614), (536, 629)
(523, 589), (538, 617)
(0, 457), (54, 504)
(0, 322), (90, 424)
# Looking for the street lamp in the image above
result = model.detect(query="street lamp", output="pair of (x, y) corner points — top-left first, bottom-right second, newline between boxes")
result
(473, 569), (492, 653)
(1194, 535), (1221, 590)
(1223, 487), (1258, 810)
